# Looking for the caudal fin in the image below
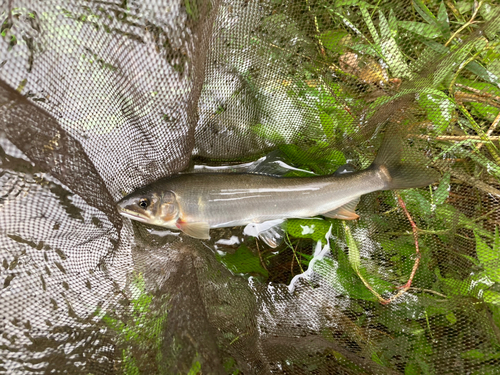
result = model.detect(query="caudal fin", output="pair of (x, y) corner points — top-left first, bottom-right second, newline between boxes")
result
(371, 129), (439, 190)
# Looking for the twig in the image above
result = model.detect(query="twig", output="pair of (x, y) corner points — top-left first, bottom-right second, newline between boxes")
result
(250, 36), (342, 73)
(445, 0), (465, 23)
(285, 233), (305, 274)
(433, 164), (500, 197)
(485, 306), (500, 344)
(455, 91), (500, 109)
(255, 239), (268, 273)
(449, 49), (485, 96)
(455, 84), (500, 103)
(382, 206), (400, 215)
(412, 134), (500, 141)
(408, 287), (448, 299)
(380, 194), (422, 304)
(477, 111), (500, 150)
(386, 229), (451, 236)
(424, 310), (435, 340)
(473, 207), (499, 223)
(305, 0), (326, 57)
(457, 103), (500, 165)
(291, 240), (304, 275)
(355, 269), (386, 303)
(346, 195), (423, 305)
(445, 0), (483, 47)
(358, 194), (423, 305)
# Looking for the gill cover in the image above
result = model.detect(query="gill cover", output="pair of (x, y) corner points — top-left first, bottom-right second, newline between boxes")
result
(117, 190), (180, 226)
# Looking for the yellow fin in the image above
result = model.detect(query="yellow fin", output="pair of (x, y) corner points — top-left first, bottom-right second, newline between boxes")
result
(322, 198), (360, 220)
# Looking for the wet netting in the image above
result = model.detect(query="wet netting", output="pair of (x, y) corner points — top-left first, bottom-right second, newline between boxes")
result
(1, 0), (500, 373)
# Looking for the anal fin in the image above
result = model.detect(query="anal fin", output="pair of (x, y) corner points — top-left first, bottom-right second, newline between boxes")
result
(322, 197), (360, 220)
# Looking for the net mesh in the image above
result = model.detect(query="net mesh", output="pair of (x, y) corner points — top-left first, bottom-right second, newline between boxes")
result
(1, 0), (500, 373)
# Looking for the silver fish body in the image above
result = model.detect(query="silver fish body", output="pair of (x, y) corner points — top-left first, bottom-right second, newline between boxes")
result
(144, 170), (383, 227)
(117, 133), (438, 241)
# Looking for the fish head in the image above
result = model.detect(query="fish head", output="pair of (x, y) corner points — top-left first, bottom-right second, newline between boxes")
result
(117, 190), (180, 228)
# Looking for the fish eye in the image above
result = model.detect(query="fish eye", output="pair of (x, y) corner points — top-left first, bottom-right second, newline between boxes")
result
(138, 198), (150, 209)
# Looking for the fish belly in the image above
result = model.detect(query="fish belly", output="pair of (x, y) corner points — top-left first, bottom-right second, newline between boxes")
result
(170, 171), (383, 228)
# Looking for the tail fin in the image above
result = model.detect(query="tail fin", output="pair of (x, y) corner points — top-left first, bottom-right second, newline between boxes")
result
(370, 129), (439, 190)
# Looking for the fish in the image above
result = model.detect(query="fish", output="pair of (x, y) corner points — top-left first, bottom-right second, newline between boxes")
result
(117, 132), (438, 246)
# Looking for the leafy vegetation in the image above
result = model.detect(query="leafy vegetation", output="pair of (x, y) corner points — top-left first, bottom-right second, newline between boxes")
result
(213, 0), (500, 373)
(100, 273), (171, 374)
(49, 0), (500, 372)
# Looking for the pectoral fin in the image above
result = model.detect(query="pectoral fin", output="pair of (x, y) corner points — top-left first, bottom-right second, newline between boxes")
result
(176, 220), (211, 239)
(323, 197), (360, 220)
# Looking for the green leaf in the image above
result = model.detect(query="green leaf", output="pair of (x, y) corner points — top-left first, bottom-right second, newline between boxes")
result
(388, 9), (398, 35)
(330, 106), (355, 135)
(483, 290), (500, 305)
(445, 311), (457, 325)
(380, 12), (411, 78)
(398, 21), (441, 39)
(253, 123), (286, 143)
(418, 92), (454, 133)
(466, 62), (500, 86)
(467, 151), (500, 180)
(480, 2), (500, 22)
(319, 111), (336, 140)
(461, 348), (500, 360)
(402, 190), (432, 217)
(457, 78), (500, 120)
(412, 0), (438, 25)
(422, 41), (500, 85)
(495, 227), (500, 255)
(318, 248), (392, 301)
(320, 30), (348, 53)
(461, 349), (485, 360)
(436, 1), (450, 38)
(435, 268), (493, 300)
(458, 77), (500, 97)
(216, 245), (269, 278)
(436, 272), (475, 297)
(475, 231), (500, 283)
(456, 1), (472, 15)
(378, 10), (392, 40)
(433, 38), (486, 87)
(360, 4), (379, 44)
(188, 361), (202, 375)
(286, 219), (335, 243)
(470, 101), (500, 122)
(350, 43), (381, 58)
(279, 142), (347, 175)
(436, 205), (494, 240)
(434, 172), (450, 205)
(343, 222), (360, 271)
(335, 0), (363, 6)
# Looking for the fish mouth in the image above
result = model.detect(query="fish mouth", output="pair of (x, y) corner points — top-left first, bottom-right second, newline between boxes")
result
(117, 209), (151, 224)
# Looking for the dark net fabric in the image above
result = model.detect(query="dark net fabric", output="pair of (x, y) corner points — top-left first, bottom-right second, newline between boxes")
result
(1, 0), (500, 373)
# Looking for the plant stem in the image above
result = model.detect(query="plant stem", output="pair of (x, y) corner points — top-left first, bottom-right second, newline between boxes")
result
(477, 111), (500, 150)
(445, 0), (483, 47)
(412, 134), (500, 141)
